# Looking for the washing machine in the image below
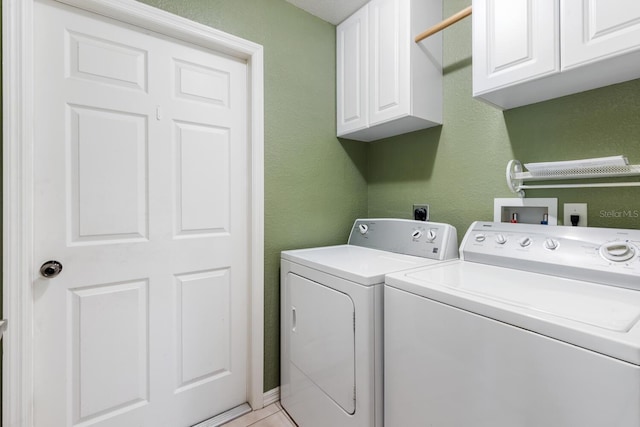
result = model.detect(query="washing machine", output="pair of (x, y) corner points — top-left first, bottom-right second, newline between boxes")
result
(280, 218), (458, 427)
(384, 221), (640, 427)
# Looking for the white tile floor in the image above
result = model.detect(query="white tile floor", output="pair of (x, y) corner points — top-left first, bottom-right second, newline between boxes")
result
(221, 402), (297, 427)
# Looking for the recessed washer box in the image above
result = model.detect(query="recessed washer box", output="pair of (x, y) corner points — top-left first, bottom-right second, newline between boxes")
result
(493, 198), (558, 225)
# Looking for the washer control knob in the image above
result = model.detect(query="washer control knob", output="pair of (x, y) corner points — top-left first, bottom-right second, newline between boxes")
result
(358, 224), (369, 235)
(412, 230), (423, 239)
(495, 234), (507, 244)
(544, 238), (559, 250)
(475, 234), (486, 242)
(600, 242), (636, 262)
(426, 229), (437, 242)
(518, 236), (532, 247)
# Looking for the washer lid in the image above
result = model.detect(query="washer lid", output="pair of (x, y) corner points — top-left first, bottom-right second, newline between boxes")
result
(386, 261), (640, 365)
(282, 245), (440, 286)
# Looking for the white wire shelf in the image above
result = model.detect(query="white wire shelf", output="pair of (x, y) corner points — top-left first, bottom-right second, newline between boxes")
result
(506, 159), (640, 197)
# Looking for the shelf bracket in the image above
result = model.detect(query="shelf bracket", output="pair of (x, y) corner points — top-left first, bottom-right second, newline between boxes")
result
(506, 160), (526, 197)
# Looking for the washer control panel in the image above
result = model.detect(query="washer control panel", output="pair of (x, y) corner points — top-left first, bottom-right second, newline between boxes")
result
(462, 221), (640, 290)
(348, 218), (459, 261)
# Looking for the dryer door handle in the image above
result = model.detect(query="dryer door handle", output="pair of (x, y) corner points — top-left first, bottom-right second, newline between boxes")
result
(292, 306), (297, 332)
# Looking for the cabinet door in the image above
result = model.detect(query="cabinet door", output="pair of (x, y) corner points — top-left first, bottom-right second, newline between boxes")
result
(562, 0), (640, 70)
(473, 0), (559, 95)
(369, 0), (410, 126)
(337, 6), (369, 136)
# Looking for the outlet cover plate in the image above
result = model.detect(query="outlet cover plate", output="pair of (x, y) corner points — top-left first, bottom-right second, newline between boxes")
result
(564, 203), (588, 226)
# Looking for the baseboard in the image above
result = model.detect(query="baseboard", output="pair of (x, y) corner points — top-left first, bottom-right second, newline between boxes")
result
(192, 388), (280, 426)
(192, 403), (251, 427)
(263, 387), (280, 406)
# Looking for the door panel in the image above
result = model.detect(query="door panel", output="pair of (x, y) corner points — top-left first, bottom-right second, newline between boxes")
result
(368, 0), (409, 126)
(175, 270), (232, 389)
(336, 5), (369, 135)
(70, 105), (149, 242)
(175, 59), (230, 105)
(174, 122), (230, 235)
(33, 1), (248, 425)
(562, 0), (640, 69)
(491, 0), (531, 70)
(68, 30), (148, 91)
(71, 281), (149, 423)
(473, 0), (559, 94)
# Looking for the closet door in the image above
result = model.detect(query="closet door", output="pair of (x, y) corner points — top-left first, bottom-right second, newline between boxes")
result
(561, 0), (640, 70)
(473, 0), (559, 95)
(33, 1), (249, 425)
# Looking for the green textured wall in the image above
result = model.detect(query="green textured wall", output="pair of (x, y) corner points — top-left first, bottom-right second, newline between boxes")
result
(135, 0), (368, 392)
(368, 0), (640, 235)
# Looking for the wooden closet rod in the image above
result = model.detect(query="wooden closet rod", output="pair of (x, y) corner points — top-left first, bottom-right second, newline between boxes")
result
(414, 5), (472, 43)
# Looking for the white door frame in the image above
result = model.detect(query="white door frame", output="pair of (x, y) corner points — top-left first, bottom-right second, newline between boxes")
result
(2, 1), (265, 426)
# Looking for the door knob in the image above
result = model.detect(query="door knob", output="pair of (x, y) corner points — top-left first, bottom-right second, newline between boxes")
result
(40, 260), (63, 278)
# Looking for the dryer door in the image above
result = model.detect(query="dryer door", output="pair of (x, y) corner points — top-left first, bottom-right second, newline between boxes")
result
(288, 273), (356, 414)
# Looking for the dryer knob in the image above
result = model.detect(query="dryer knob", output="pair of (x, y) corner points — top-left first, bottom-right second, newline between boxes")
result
(412, 230), (423, 239)
(426, 229), (437, 242)
(358, 224), (369, 235)
(495, 234), (507, 244)
(518, 236), (532, 247)
(475, 234), (486, 242)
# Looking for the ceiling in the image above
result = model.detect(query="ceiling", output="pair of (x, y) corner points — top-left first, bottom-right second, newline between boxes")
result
(285, 0), (369, 25)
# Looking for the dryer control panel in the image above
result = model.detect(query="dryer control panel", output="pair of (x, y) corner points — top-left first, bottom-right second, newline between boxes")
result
(461, 221), (640, 290)
(348, 219), (458, 261)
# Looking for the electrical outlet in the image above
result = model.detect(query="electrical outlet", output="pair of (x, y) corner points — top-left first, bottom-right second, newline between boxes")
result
(564, 203), (587, 227)
(413, 204), (430, 221)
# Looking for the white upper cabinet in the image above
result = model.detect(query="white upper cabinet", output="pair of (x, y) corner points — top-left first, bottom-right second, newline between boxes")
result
(337, 0), (442, 142)
(473, 0), (640, 109)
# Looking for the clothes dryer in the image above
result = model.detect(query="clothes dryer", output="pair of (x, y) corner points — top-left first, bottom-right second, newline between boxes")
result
(280, 219), (458, 427)
(385, 221), (640, 427)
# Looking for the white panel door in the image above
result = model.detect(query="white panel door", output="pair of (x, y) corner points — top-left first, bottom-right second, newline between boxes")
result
(562, 0), (640, 70)
(337, 5), (369, 136)
(33, 1), (248, 426)
(368, 0), (410, 126)
(473, 0), (560, 94)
